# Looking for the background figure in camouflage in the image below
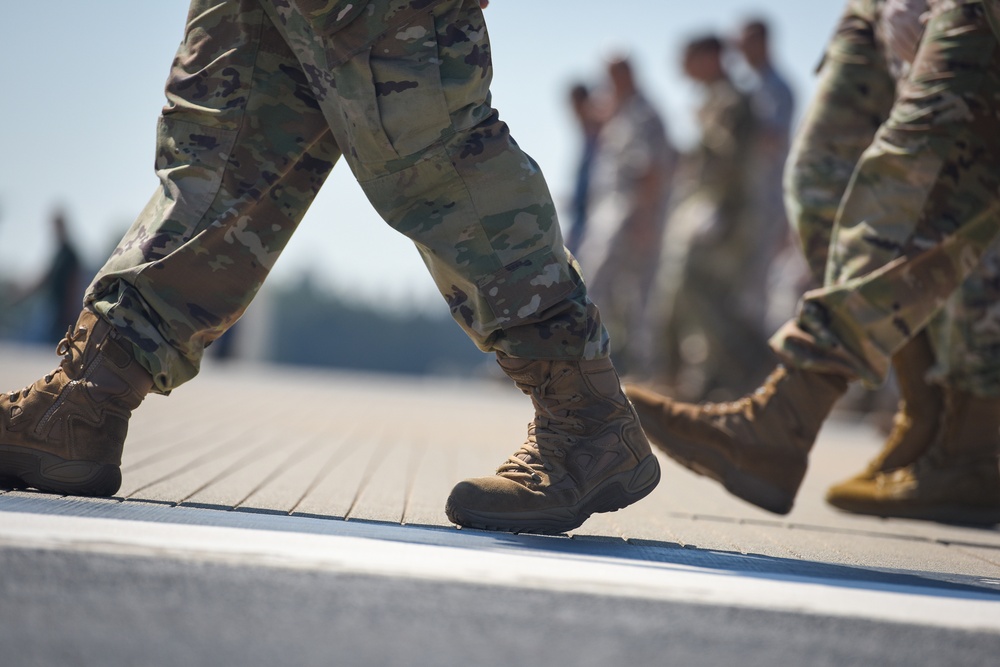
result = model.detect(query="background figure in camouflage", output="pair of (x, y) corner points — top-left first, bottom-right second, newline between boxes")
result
(734, 18), (800, 344)
(0, 0), (660, 534)
(652, 35), (768, 401)
(629, 0), (1000, 523)
(785, 0), (1000, 518)
(574, 56), (675, 379)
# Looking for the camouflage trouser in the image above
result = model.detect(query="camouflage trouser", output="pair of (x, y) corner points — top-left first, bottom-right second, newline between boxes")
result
(783, 0), (897, 287)
(84, 0), (607, 393)
(774, 0), (1000, 392)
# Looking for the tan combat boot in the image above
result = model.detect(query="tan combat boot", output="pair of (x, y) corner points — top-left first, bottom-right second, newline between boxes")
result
(0, 310), (153, 496)
(826, 333), (942, 505)
(445, 354), (661, 534)
(826, 388), (1000, 524)
(627, 364), (848, 514)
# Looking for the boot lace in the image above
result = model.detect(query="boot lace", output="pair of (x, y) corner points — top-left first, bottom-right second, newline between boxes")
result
(699, 366), (786, 417)
(6, 324), (85, 403)
(498, 368), (585, 482)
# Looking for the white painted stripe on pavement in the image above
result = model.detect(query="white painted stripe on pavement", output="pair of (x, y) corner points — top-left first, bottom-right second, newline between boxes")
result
(0, 510), (997, 632)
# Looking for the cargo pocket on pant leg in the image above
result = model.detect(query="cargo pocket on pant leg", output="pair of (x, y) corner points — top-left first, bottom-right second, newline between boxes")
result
(369, 12), (452, 157)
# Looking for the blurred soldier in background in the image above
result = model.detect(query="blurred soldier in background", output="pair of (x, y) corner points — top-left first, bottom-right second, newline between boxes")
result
(575, 56), (675, 377)
(652, 35), (765, 401)
(7, 209), (84, 344)
(734, 18), (802, 339)
(564, 83), (603, 255)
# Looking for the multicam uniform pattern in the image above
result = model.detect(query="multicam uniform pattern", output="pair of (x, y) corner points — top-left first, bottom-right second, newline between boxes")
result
(654, 75), (764, 399)
(86, 0), (607, 393)
(775, 0), (1000, 393)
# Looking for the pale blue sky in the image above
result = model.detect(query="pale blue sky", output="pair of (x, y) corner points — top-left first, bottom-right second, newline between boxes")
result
(0, 1), (842, 312)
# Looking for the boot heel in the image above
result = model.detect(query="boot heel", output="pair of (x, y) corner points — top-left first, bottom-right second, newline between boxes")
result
(723, 468), (795, 515)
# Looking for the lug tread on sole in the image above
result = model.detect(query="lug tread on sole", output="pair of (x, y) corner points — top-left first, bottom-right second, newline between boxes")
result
(446, 455), (661, 535)
(0, 445), (121, 497)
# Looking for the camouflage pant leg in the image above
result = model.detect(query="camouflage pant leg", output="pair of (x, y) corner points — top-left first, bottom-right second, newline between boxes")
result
(987, 1), (1000, 42)
(921, 0), (1000, 399)
(772, 0), (1000, 388)
(926, 235), (1000, 395)
(783, 0), (896, 287)
(89, 0), (606, 393)
(315, 0), (606, 362)
(87, 0), (341, 393)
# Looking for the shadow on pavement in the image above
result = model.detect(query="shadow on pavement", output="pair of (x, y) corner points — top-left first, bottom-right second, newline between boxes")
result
(2, 491), (999, 602)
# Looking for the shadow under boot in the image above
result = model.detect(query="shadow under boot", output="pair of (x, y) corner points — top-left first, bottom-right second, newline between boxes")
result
(825, 388), (1000, 525)
(627, 364), (848, 515)
(0, 310), (153, 496)
(827, 332), (942, 508)
(445, 354), (661, 534)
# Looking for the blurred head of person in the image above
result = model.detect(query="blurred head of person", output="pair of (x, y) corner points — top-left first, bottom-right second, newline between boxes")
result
(569, 82), (592, 123)
(737, 19), (771, 71)
(568, 82), (603, 136)
(52, 209), (71, 245)
(682, 35), (726, 84)
(606, 55), (639, 103)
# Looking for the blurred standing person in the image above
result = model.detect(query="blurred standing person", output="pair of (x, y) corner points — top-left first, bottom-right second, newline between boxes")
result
(734, 18), (801, 334)
(575, 56), (675, 377)
(564, 83), (603, 255)
(10, 210), (84, 344)
(653, 35), (764, 401)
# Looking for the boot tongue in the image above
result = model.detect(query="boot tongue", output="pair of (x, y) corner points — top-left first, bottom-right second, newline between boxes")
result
(496, 355), (551, 395)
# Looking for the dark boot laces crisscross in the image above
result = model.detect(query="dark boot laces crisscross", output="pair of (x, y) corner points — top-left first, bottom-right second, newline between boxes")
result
(498, 367), (586, 482)
(6, 323), (87, 403)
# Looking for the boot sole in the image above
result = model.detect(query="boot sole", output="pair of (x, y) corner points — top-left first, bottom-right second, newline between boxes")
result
(827, 497), (1000, 526)
(649, 432), (796, 515)
(445, 454), (661, 535)
(0, 445), (121, 497)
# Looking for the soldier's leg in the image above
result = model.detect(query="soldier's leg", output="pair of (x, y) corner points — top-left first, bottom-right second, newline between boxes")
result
(87, 0), (341, 394)
(772, 0), (1000, 388)
(783, 0), (896, 287)
(318, 1), (606, 363)
(785, 1), (932, 498)
(926, 243), (1000, 397)
(291, 0), (655, 532)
